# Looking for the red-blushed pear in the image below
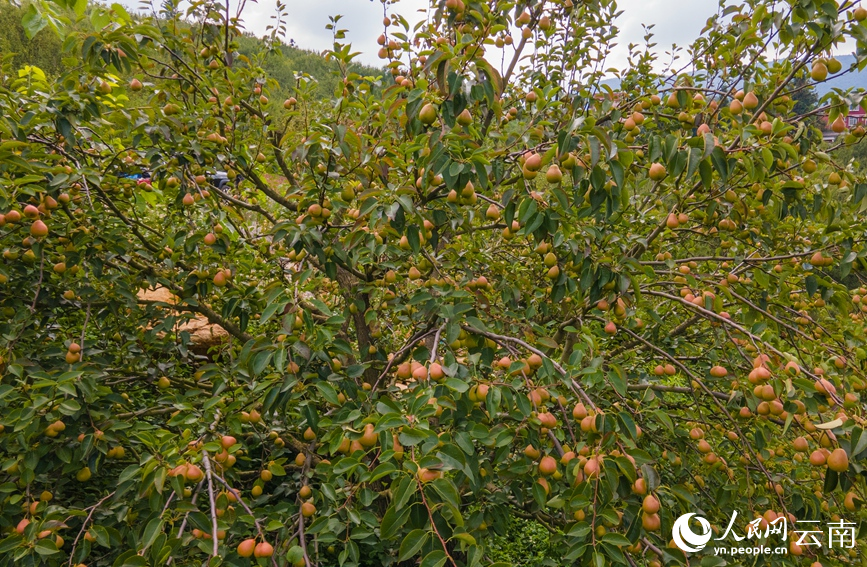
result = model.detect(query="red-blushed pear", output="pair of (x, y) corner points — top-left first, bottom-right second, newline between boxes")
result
(238, 538), (256, 557)
(648, 163), (666, 180)
(396, 362), (411, 379)
(527, 353), (543, 369)
(254, 541), (274, 558)
(546, 164), (563, 184)
(129, 78), (143, 91)
(485, 203), (500, 220)
(359, 423), (377, 448)
(809, 449), (826, 466)
(572, 402), (587, 419)
(221, 435), (236, 449)
(827, 448), (849, 472)
(29, 220), (48, 238)
(583, 457), (600, 478)
(523, 152), (542, 171)
(632, 478), (647, 495)
(642, 494), (660, 514)
(429, 362), (444, 380)
(523, 444), (540, 460)
(411, 364), (428, 380)
(185, 464), (203, 482)
(710, 365), (728, 377)
(604, 321), (617, 335)
(642, 512), (661, 531)
(743, 91), (759, 109)
(417, 468), (442, 482)
(538, 455), (557, 476)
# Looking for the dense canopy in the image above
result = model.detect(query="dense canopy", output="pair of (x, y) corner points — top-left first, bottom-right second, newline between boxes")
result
(2, 0), (867, 566)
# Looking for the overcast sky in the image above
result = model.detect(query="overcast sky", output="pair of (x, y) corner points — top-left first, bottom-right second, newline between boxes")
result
(123, 0), (720, 70)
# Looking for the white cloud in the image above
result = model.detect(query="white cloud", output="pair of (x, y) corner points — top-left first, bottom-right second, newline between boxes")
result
(121, 0), (719, 69)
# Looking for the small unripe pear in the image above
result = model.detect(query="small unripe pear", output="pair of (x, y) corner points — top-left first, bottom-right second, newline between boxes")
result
(546, 165), (563, 184)
(419, 103), (437, 125)
(811, 61), (828, 82)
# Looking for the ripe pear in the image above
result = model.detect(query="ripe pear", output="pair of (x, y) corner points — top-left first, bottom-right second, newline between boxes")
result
(523, 152), (542, 171)
(254, 542), (274, 558)
(238, 538), (256, 557)
(539, 455), (557, 476)
(827, 448), (849, 472)
(30, 220), (48, 238)
(546, 165), (563, 184)
(648, 163), (666, 180)
(642, 494), (660, 514)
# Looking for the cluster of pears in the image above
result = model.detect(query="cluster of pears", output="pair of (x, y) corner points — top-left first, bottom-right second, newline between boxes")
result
(395, 360), (445, 382)
(446, 180), (479, 206)
(65, 342), (82, 364)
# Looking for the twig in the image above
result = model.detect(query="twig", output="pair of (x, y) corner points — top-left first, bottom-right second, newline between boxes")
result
(429, 322), (446, 364)
(201, 451), (220, 557)
(166, 480), (204, 565)
(212, 475), (278, 567)
(68, 491), (116, 567)
(461, 325), (597, 410)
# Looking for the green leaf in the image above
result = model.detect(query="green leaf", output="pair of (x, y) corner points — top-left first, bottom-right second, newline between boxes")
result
(381, 505), (412, 539)
(420, 550), (448, 567)
(398, 529), (428, 561)
(140, 518), (163, 551)
(34, 538), (59, 555)
(21, 5), (48, 39)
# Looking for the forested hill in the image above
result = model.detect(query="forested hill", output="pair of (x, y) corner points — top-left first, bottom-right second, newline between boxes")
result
(0, 1), (383, 97)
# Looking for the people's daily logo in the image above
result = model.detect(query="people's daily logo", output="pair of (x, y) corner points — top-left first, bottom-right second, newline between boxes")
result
(671, 511), (857, 556)
(672, 513), (713, 552)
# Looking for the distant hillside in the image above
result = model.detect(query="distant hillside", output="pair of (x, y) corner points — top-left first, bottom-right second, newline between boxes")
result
(237, 36), (383, 98)
(0, 2), (383, 98)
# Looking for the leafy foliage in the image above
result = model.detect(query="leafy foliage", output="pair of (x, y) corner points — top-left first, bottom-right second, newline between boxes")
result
(2, 0), (867, 567)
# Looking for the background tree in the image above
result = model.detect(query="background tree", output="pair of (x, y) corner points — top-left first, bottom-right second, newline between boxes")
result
(2, 0), (867, 566)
